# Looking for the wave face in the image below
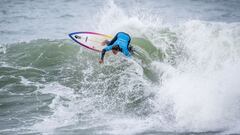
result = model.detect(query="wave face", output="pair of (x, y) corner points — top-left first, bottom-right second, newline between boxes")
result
(1, 0), (240, 135)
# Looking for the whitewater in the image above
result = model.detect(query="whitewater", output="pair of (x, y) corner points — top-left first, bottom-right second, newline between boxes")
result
(0, 0), (240, 135)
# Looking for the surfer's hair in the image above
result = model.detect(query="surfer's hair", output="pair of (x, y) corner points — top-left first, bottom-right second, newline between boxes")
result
(112, 45), (120, 51)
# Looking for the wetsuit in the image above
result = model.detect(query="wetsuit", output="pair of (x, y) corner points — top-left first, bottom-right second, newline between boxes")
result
(100, 32), (132, 60)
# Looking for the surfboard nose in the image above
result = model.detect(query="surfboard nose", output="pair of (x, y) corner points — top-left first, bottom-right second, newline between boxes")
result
(68, 32), (82, 39)
(68, 32), (74, 39)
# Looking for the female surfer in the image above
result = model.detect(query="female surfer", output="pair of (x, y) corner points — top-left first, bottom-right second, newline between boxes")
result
(99, 32), (133, 64)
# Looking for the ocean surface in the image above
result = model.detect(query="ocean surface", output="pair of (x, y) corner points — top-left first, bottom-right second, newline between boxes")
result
(0, 0), (240, 135)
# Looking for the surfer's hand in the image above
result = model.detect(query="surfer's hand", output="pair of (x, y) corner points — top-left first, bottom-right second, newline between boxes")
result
(99, 59), (104, 64)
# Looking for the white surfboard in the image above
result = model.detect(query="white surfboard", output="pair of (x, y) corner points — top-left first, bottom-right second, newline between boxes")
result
(69, 32), (113, 52)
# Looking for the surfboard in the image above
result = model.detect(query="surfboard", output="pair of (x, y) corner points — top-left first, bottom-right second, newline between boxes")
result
(68, 32), (113, 52)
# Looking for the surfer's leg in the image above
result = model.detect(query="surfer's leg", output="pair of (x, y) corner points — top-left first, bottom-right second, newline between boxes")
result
(108, 34), (118, 46)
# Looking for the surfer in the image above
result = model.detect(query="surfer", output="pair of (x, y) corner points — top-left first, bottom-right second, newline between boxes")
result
(99, 32), (133, 64)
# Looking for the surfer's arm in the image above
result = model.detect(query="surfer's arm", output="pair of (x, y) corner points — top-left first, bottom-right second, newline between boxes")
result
(100, 45), (114, 61)
(125, 52), (131, 58)
(122, 47), (132, 58)
(100, 49), (107, 60)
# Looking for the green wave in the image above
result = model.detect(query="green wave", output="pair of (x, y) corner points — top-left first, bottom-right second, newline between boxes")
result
(1, 38), (167, 83)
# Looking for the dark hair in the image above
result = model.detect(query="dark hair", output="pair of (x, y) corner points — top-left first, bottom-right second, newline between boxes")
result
(112, 45), (120, 51)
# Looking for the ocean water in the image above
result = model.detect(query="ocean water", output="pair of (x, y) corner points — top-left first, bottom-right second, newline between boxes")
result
(0, 0), (240, 135)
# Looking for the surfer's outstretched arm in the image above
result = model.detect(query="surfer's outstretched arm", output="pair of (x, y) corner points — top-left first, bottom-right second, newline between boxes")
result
(99, 45), (114, 64)
(100, 49), (107, 62)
